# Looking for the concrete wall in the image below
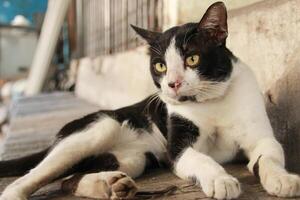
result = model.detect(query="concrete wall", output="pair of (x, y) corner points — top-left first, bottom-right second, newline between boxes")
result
(227, 0), (300, 92)
(75, 47), (156, 109)
(163, 0), (264, 29)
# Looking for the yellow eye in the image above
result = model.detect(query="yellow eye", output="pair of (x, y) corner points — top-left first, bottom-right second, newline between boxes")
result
(186, 55), (200, 67)
(154, 63), (167, 73)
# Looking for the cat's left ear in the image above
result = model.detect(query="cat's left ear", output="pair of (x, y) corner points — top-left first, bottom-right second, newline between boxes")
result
(131, 25), (161, 44)
(198, 2), (228, 45)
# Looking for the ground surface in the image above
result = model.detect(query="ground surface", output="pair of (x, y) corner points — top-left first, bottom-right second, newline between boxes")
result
(0, 92), (299, 199)
(0, 165), (300, 200)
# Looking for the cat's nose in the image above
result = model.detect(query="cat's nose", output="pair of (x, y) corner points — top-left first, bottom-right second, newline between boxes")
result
(168, 81), (182, 90)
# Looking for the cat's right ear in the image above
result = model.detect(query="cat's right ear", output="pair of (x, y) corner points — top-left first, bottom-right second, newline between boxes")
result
(131, 25), (161, 44)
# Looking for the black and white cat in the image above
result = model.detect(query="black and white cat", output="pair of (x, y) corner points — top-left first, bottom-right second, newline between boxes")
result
(1, 2), (300, 200)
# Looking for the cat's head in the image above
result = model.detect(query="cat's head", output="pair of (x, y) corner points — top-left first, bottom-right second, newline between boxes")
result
(132, 2), (235, 104)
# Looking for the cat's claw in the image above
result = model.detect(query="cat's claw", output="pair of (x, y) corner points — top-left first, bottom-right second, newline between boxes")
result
(201, 174), (241, 200)
(262, 172), (300, 197)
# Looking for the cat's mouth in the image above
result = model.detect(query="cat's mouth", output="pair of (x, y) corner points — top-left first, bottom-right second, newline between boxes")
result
(178, 96), (197, 102)
(159, 93), (197, 105)
(160, 81), (231, 104)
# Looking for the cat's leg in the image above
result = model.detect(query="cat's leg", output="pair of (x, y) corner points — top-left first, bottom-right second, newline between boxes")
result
(244, 136), (300, 197)
(174, 147), (241, 200)
(168, 115), (241, 199)
(62, 149), (150, 199)
(0, 117), (121, 200)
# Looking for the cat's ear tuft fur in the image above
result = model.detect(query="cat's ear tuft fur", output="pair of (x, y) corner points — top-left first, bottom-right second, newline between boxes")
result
(198, 2), (228, 45)
(131, 25), (161, 44)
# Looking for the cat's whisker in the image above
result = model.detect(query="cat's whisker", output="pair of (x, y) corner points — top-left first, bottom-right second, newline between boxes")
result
(184, 32), (199, 47)
(153, 95), (163, 113)
(149, 47), (160, 55)
(150, 46), (162, 56)
(184, 83), (228, 93)
(183, 27), (193, 47)
(143, 93), (159, 114)
(156, 43), (163, 53)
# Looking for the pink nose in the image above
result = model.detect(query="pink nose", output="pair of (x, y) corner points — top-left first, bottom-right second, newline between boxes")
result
(168, 80), (182, 91)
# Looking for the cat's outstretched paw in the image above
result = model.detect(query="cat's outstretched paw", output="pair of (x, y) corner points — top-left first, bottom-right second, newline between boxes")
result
(106, 172), (137, 200)
(262, 172), (300, 197)
(201, 174), (241, 200)
(62, 171), (137, 200)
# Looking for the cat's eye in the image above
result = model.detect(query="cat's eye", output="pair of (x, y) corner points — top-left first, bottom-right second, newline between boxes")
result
(186, 55), (200, 67)
(154, 63), (167, 73)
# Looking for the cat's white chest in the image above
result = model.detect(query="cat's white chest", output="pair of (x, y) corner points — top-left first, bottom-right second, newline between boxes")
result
(168, 102), (239, 163)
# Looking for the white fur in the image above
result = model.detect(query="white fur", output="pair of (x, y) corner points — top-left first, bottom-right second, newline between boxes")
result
(110, 122), (166, 178)
(161, 38), (185, 98)
(175, 147), (241, 199)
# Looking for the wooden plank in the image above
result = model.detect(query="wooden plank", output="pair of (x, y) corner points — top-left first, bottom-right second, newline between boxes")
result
(0, 165), (299, 200)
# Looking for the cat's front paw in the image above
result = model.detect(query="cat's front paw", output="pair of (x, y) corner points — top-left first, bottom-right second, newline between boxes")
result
(201, 174), (241, 200)
(262, 172), (300, 197)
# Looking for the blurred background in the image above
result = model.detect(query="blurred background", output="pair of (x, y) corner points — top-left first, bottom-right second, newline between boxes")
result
(0, 0), (299, 175)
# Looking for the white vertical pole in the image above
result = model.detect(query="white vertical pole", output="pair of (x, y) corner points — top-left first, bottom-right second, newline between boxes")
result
(104, 0), (110, 54)
(25, 0), (71, 96)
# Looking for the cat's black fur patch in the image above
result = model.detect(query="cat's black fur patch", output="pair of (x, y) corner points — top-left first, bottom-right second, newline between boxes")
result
(144, 152), (160, 170)
(148, 26), (180, 88)
(58, 95), (168, 140)
(57, 112), (102, 139)
(167, 114), (199, 161)
(107, 95), (168, 137)
(59, 152), (120, 179)
(253, 155), (262, 179)
(0, 148), (49, 177)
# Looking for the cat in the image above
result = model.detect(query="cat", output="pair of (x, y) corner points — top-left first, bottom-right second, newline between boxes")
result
(0, 2), (300, 200)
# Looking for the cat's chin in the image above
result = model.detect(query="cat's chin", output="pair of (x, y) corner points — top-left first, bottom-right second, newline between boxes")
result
(159, 94), (196, 105)
(159, 92), (227, 105)
(159, 94), (182, 105)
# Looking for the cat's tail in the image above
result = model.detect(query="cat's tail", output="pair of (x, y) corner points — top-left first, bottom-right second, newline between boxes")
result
(0, 148), (49, 177)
